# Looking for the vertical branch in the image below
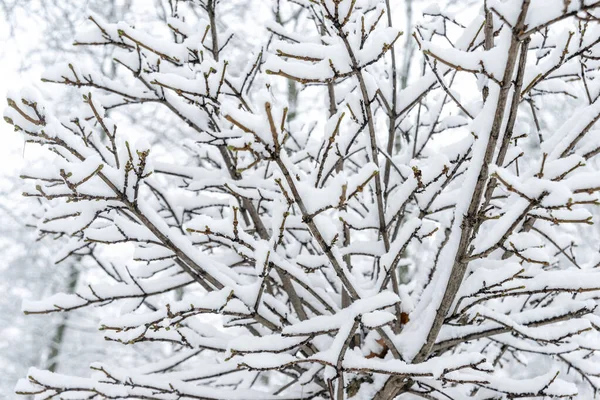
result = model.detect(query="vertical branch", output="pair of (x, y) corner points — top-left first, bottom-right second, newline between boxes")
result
(382, 0), (399, 195)
(325, 27), (353, 310)
(476, 37), (530, 234)
(382, 0), (405, 328)
(400, 0), (414, 90)
(413, 0), (532, 364)
(336, 319), (360, 400)
(330, 9), (391, 254)
(45, 263), (80, 372)
(207, 0), (219, 62)
(483, 3), (494, 101)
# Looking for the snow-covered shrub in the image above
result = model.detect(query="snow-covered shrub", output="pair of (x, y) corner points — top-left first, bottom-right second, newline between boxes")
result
(5, 0), (600, 398)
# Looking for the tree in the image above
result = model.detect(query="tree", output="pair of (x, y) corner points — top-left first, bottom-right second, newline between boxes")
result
(5, 0), (600, 398)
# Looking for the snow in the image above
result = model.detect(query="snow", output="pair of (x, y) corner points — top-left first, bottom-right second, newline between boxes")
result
(7, 0), (600, 399)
